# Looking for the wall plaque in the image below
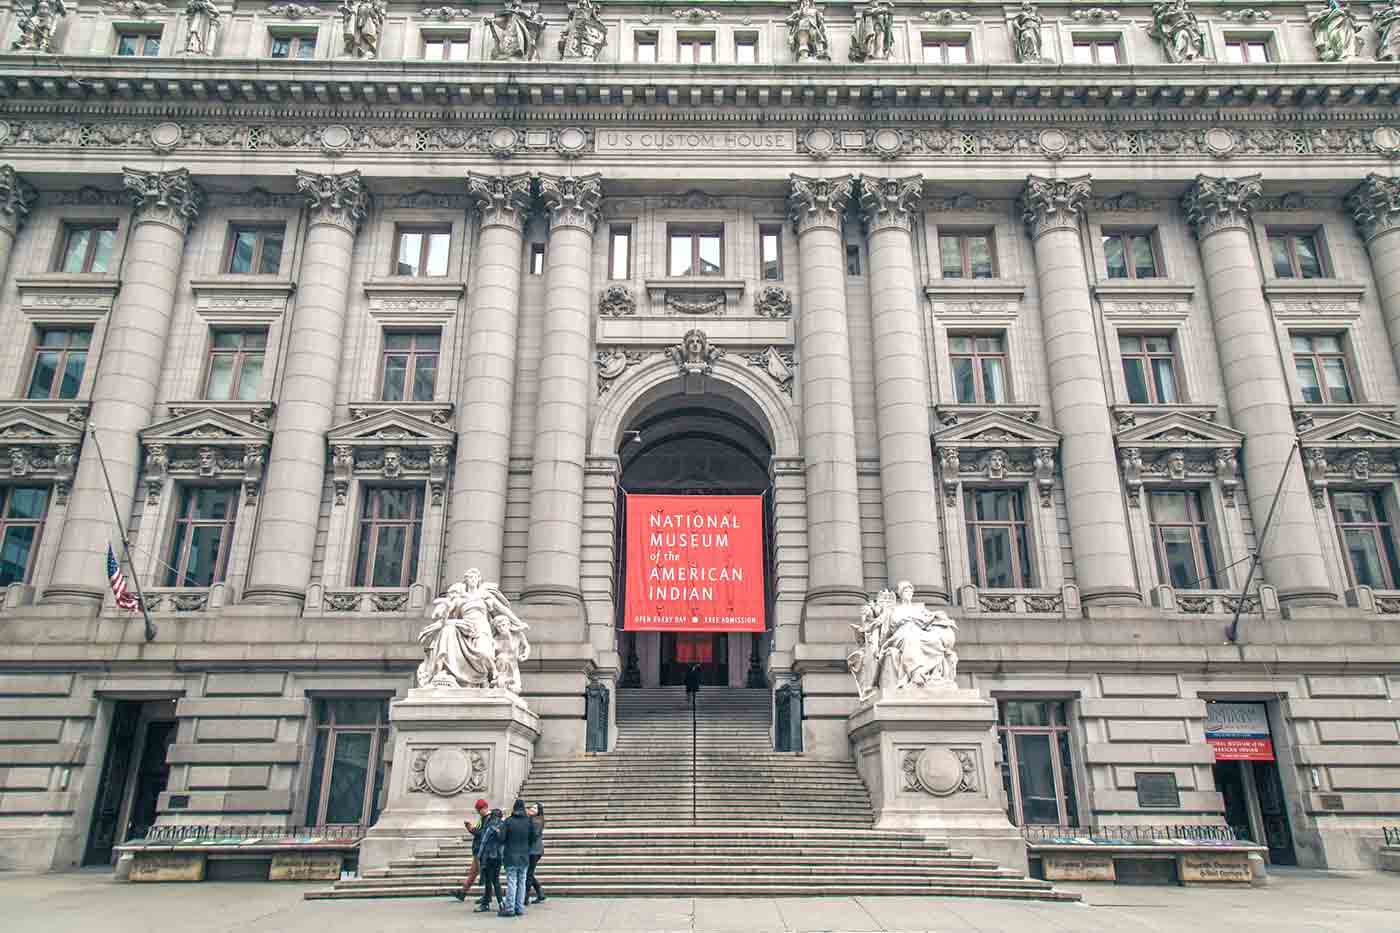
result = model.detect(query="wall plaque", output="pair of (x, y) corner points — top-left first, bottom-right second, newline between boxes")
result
(1135, 771), (1181, 808)
(596, 129), (796, 154)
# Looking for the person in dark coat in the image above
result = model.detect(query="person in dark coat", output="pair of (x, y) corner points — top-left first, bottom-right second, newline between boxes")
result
(474, 808), (505, 912)
(525, 802), (546, 904)
(452, 798), (490, 903)
(499, 798), (540, 916)
(684, 663), (702, 695)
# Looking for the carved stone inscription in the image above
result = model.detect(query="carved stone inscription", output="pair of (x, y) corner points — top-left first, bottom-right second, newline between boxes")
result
(1180, 851), (1252, 883)
(596, 129), (796, 154)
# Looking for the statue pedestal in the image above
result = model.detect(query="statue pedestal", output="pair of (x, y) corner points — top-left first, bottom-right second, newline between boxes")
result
(848, 687), (1026, 873)
(358, 687), (540, 872)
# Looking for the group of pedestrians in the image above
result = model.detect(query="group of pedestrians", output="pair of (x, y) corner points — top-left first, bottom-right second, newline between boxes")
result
(454, 798), (546, 917)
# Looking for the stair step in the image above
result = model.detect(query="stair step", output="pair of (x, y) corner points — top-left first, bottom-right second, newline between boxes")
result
(307, 882), (1075, 902)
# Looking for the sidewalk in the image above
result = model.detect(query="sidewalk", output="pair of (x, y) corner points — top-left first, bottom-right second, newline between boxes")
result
(2, 867), (1397, 932)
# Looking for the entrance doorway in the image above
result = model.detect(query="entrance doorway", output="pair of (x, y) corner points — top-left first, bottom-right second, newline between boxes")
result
(83, 699), (178, 865)
(662, 633), (728, 686)
(1213, 760), (1297, 865)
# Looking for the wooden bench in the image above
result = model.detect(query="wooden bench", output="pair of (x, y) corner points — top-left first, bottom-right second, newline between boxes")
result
(115, 830), (362, 882)
(1026, 837), (1267, 886)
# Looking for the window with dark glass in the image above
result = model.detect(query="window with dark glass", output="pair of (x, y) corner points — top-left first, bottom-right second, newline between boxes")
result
(1103, 230), (1162, 279)
(1291, 333), (1354, 404)
(380, 331), (439, 403)
(304, 697), (390, 828)
(679, 33), (715, 63)
(529, 242), (546, 276)
(394, 226), (451, 277)
(609, 225), (631, 280)
(922, 36), (971, 64)
(1071, 38), (1120, 64)
(164, 487), (238, 587)
(116, 30), (161, 56)
(270, 33), (317, 59)
(204, 330), (267, 401)
(354, 486), (424, 587)
(423, 34), (471, 61)
(735, 33), (758, 64)
(1224, 37), (1270, 63)
(0, 486), (49, 587)
(759, 225), (782, 281)
(997, 700), (1079, 827)
(58, 223), (117, 274)
(939, 230), (995, 279)
(668, 226), (723, 277)
(949, 334), (1008, 404)
(1268, 230), (1325, 280)
(964, 488), (1034, 588)
(1119, 333), (1181, 404)
(226, 225), (285, 275)
(1148, 489), (1219, 590)
(26, 327), (90, 400)
(845, 244), (862, 277)
(1332, 490), (1400, 590)
(635, 32), (657, 63)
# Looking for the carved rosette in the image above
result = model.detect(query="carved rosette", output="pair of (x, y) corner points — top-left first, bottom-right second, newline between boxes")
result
(538, 172), (603, 233)
(0, 165), (36, 233)
(1347, 174), (1400, 244)
(788, 174), (854, 236)
(754, 285), (793, 318)
(466, 171), (533, 232)
(901, 747), (979, 796)
(1181, 173), (1261, 239)
(408, 746), (489, 796)
(858, 173), (922, 235)
(295, 169), (369, 233)
(1019, 174), (1092, 239)
(123, 167), (205, 234)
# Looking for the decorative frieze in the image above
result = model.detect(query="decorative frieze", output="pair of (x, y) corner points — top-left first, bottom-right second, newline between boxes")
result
(538, 172), (603, 233)
(466, 171), (532, 231)
(1347, 174), (1400, 243)
(124, 167), (204, 233)
(1182, 174), (1262, 239)
(296, 169), (370, 232)
(858, 174), (922, 234)
(267, 2), (321, 16)
(788, 174), (853, 236)
(1020, 174), (1091, 239)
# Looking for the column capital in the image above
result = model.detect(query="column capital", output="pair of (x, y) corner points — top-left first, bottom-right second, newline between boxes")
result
(1181, 173), (1262, 239)
(788, 174), (854, 236)
(538, 172), (603, 233)
(0, 165), (36, 234)
(466, 171), (534, 232)
(123, 167), (204, 234)
(295, 169), (370, 233)
(1346, 174), (1400, 244)
(858, 174), (923, 235)
(1019, 174), (1092, 239)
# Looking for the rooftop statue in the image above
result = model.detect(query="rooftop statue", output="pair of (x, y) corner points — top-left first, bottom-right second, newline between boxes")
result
(340, 0), (386, 58)
(1009, 2), (1044, 63)
(1310, 0), (1361, 62)
(12, 0), (67, 53)
(1379, 0), (1400, 62)
(183, 0), (221, 56)
(559, 0), (606, 60)
(485, 0), (547, 61)
(1149, 0), (1208, 63)
(786, 0), (830, 63)
(849, 1), (894, 62)
(417, 568), (531, 693)
(847, 581), (959, 701)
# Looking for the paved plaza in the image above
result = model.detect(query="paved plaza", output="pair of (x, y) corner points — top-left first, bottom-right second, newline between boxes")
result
(1, 868), (1397, 932)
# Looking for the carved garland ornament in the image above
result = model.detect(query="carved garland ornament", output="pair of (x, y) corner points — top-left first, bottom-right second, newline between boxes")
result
(901, 747), (979, 796)
(408, 747), (489, 796)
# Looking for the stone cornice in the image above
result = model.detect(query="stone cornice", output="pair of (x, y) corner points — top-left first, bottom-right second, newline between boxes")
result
(1347, 174), (1400, 244)
(295, 168), (370, 232)
(858, 174), (922, 235)
(466, 171), (533, 232)
(1182, 173), (1262, 239)
(538, 172), (603, 233)
(788, 174), (853, 236)
(1019, 174), (1091, 240)
(0, 164), (35, 232)
(123, 166), (203, 233)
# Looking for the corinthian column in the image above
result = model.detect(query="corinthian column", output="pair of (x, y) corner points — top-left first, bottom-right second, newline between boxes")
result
(1348, 175), (1400, 379)
(788, 175), (865, 604)
(444, 172), (533, 584)
(46, 169), (203, 606)
(857, 174), (946, 601)
(522, 173), (602, 605)
(1019, 175), (1140, 606)
(1183, 174), (1333, 606)
(0, 165), (36, 283)
(243, 170), (368, 606)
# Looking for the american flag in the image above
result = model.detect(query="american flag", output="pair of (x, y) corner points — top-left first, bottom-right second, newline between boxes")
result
(106, 544), (140, 612)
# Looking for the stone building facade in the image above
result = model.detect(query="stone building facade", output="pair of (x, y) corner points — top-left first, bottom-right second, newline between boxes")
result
(0, 0), (1399, 875)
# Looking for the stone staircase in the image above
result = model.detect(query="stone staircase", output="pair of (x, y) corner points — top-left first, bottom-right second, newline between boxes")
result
(307, 687), (1072, 901)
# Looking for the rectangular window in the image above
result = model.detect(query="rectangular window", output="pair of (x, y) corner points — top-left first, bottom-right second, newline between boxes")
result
(949, 334), (1009, 404)
(354, 486), (424, 587)
(1291, 333), (1354, 404)
(635, 32), (657, 63)
(735, 33), (758, 64)
(204, 330), (267, 401)
(1268, 230), (1326, 280)
(759, 224), (782, 281)
(1071, 38), (1120, 64)
(609, 225), (631, 280)
(1103, 230), (1162, 280)
(164, 486), (238, 587)
(939, 230), (996, 279)
(394, 226), (451, 277)
(270, 33), (317, 59)
(922, 37), (971, 64)
(0, 486), (49, 587)
(1148, 489), (1219, 590)
(964, 488), (1034, 588)
(116, 31), (161, 56)
(529, 242), (546, 276)
(1224, 37), (1270, 63)
(26, 327), (90, 400)
(678, 33), (715, 64)
(997, 700), (1079, 827)
(668, 225), (723, 277)
(58, 223), (117, 274)
(304, 697), (390, 828)
(1332, 490), (1400, 590)
(380, 331), (440, 403)
(423, 34), (471, 61)
(845, 244), (862, 277)
(1119, 334), (1181, 404)
(226, 225), (285, 275)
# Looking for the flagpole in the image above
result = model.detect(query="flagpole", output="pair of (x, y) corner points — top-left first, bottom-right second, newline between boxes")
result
(86, 424), (157, 642)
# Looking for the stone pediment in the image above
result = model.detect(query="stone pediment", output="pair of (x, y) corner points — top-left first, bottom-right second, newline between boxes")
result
(0, 407), (85, 445)
(933, 412), (1061, 509)
(0, 407), (83, 504)
(932, 411), (1062, 449)
(327, 407), (456, 507)
(1114, 411), (1244, 450)
(1297, 411), (1400, 449)
(1115, 412), (1243, 509)
(1298, 411), (1400, 508)
(139, 409), (272, 508)
(326, 408), (456, 448)
(141, 408), (272, 446)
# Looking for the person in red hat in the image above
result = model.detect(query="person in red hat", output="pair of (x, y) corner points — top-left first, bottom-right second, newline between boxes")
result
(451, 798), (491, 903)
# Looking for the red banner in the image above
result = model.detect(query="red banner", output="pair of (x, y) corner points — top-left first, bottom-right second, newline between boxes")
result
(623, 494), (765, 632)
(1207, 737), (1276, 762)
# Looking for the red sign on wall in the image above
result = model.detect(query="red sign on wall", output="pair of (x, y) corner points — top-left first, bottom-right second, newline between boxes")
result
(623, 494), (765, 632)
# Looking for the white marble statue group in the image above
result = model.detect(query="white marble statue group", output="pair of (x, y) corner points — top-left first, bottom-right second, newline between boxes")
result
(847, 581), (959, 701)
(416, 568), (531, 694)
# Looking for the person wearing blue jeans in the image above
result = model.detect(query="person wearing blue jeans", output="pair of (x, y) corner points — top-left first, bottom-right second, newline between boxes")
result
(499, 798), (539, 917)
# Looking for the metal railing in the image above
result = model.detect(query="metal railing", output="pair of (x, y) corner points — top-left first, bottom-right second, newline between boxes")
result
(139, 824), (365, 843)
(1022, 824), (1239, 843)
(1384, 827), (1400, 847)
